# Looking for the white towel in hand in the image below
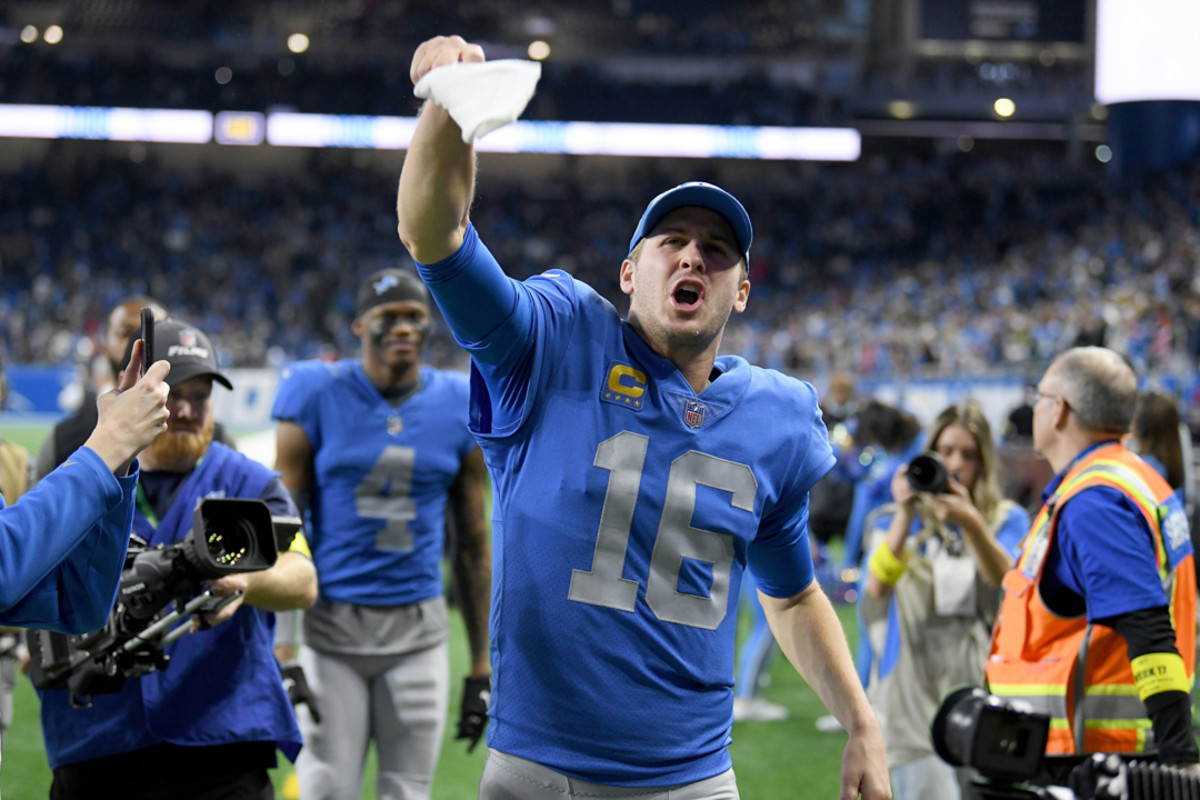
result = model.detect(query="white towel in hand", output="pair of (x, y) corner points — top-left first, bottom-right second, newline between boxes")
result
(414, 60), (542, 144)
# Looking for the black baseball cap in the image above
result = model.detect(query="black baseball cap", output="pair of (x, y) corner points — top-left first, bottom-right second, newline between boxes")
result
(355, 269), (430, 318)
(123, 318), (232, 389)
(628, 181), (753, 265)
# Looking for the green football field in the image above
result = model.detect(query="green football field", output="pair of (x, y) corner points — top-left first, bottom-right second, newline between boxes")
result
(0, 420), (858, 799)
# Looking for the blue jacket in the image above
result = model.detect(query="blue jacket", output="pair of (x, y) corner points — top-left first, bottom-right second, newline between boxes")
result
(38, 443), (303, 769)
(0, 446), (135, 634)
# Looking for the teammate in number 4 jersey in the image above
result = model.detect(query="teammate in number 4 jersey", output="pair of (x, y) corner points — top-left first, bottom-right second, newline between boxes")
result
(396, 35), (890, 800)
(271, 268), (491, 800)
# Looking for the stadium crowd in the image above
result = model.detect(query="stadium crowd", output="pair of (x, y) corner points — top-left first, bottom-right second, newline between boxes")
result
(1, 44), (842, 126)
(0, 0), (1090, 125)
(3, 146), (1199, 409)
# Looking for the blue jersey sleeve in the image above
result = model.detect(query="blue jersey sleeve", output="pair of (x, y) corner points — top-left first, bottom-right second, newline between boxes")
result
(469, 272), (586, 436)
(0, 446), (136, 633)
(1053, 486), (1169, 621)
(413, 223), (531, 362)
(271, 360), (334, 450)
(417, 224), (589, 437)
(416, 223), (568, 436)
(745, 378), (835, 599)
(746, 496), (817, 599)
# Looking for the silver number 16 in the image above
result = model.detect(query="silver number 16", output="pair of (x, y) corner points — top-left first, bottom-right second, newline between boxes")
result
(567, 430), (757, 630)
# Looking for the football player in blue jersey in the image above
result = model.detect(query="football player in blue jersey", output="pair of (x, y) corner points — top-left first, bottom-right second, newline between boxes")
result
(272, 268), (491, 800)
(37, 319), (318, 800)
(395, 34), (890, 800)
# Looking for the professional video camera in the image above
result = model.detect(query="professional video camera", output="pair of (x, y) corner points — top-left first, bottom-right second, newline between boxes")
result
(27, 498), (295, 707)
(933, 686), (1200, 800)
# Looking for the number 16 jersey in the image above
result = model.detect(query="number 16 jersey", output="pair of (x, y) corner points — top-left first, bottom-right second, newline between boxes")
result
(418, 226), (835, 787)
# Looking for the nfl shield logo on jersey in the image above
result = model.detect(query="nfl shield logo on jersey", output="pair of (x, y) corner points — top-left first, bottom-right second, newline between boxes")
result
(683, 400), (706, 429)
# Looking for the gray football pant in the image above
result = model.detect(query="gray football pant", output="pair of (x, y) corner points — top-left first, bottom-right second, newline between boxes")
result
(479, 749), (740, 800)
(0, 652), (14, 758)
(295, 642), (449, 800)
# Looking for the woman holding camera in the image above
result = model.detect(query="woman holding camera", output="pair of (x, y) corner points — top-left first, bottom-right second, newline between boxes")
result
(860, 400), (1030, 800)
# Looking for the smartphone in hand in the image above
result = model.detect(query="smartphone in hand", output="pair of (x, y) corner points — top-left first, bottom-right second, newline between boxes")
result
(139, 307), (155, 376)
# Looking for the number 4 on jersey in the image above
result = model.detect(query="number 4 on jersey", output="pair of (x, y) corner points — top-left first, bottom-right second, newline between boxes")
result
(355, 445), (419, 551)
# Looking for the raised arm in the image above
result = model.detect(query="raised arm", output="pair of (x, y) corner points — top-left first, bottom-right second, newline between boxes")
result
(85, 339), (171, 476)
(397, 35), (485, 264)
(0, 345), (170, 631)
(760, 582), (891, 800)
(865, 467), (916, 600)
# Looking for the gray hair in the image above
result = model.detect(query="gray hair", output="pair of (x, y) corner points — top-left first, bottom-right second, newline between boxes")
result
(1048, 346), (1137, 434)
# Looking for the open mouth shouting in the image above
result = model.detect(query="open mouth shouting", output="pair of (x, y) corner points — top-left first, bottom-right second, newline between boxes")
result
(671, 280), (704, 312)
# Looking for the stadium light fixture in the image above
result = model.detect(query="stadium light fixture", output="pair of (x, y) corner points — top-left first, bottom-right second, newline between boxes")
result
(265, 112), (861, 160)
(527, 40), (551, 60)
(287, 33), (310, 54)
(1095, 144), (1113, 163)
(43, 25), (63, 45)
(993, 97), (1016, 117)
(20, 25), (38, 44)
(0, 105), (213, 143)
(0, 103), (861, 161)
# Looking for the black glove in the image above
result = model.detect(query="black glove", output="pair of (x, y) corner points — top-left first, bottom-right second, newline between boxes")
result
(456, 674), (491, 752)
(280, 661), (322, 724)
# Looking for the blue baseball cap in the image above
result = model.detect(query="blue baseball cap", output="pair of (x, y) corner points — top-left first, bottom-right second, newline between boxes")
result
(628, 181), (752, 265)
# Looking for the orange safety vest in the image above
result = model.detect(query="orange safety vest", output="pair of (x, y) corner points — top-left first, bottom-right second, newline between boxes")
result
(985, 442), (1196, 755)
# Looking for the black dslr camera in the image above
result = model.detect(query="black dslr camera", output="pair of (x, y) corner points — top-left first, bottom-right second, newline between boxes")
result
(933, 686), (1200, 800)
(28, 498), (293, 707)
(907, 452), (951, 493)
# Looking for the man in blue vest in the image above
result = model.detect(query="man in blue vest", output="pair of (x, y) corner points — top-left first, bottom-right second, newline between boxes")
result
(36, 319), (319, 800)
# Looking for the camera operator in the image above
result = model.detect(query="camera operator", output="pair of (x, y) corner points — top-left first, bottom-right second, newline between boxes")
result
(861, 400), (1029, 799)
(35, 320), (318, 800)
(0, 339), (169, 634)
(987, 347), (1199, 777)
(35, 297), (239, 482)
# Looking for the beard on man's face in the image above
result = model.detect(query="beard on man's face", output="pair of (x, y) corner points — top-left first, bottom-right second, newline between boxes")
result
(143, 414), (215, 472)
